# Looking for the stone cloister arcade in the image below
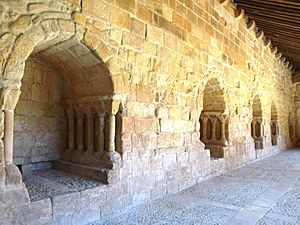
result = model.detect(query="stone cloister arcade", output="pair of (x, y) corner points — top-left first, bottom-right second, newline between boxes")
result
(0, 0), (297, 224)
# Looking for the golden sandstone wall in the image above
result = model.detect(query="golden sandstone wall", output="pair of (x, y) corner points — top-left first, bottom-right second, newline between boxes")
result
(14, 59), (65, 166)
(0, 0), (295, 223)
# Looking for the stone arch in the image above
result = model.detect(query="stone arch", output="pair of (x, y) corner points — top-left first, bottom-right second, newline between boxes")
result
(1, 14), (121, 185)
(270, 101), (279, 146)
(200, 77), (228, 159)
(251, 94), (264, 150)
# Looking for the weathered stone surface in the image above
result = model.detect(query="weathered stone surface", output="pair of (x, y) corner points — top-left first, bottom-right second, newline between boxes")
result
(0, 1), (297, 225)
(9, 16), (31, 35)
(0, 88), (21, 110)
(5, 164), (22, 186)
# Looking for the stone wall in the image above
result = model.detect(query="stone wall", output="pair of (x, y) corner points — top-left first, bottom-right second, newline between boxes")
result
(14, 58), (66, 166)
(0, 0), (296, 224)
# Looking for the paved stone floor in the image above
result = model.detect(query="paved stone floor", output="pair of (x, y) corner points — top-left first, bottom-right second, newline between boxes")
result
(90, 149), (300, 225)
(23, 169), (103, 201)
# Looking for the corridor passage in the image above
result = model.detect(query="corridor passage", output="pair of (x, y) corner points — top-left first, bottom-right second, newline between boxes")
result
(91, 150), (300, 225)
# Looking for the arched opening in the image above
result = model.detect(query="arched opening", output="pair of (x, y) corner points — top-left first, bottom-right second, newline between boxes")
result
(270, 102), (278, 146)
(13, 37), (119, 201)
(251, 95), (263, 150)
(200, 78), (228, 159)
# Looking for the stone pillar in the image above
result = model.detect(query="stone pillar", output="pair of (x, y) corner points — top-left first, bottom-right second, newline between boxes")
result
(0, 88), (23, 187)
(67, 111), (75, 151)
(220, 117), (227, 145)
(4, 110), (14, 165)
(76, 116), (84, 151)
(87, 113), (94, 152)
(108, 114), (115, 152)
(252, 120), (256, 137)
(260, 121), (264, 137)
(103, 113), (120, 162)
(202, 116), (208, 141)
(96, 115), (105, 155)
(211, 116), (217, 141)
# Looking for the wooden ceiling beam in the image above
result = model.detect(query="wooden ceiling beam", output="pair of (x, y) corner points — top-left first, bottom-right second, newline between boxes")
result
(236, 2), (300, 18)
(235, 0), (300, 10)
(234, 0), (300, 71)
(245, 11), (300, 27)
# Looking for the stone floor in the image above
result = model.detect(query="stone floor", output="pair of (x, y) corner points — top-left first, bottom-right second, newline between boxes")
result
(89, 149), (300, 225)
(23, 169), (103, 202)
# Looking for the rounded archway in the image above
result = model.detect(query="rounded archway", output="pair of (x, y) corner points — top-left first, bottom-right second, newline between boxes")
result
(15, 37), (115, 176)
(251, 94), (263, 150)
(1, 16), (122, 189)
(200, 78), (228, 159)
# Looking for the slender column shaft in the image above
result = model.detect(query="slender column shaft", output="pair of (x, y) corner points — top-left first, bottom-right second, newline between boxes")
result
(260, 122), (264, 137)
(4, 110), (14, 165)
(211, 117), (216, 140)
(221, 119), (226, 140)
(87, 115), (94, 152)
(76, 117), (84, 151)
(108, 114), (115, 152)
(252, 120), (256, 137)
(97, 116), (105, 154)
(202, 117), (208, 141)
(68, 115), (75, 150)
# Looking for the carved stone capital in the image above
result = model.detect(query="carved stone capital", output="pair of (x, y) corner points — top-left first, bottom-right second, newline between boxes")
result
(0, 88), (21, 110)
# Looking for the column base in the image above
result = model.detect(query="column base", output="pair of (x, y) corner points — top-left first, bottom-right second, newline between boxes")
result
(5, 164), (22, 186)
(102, 151), (121, 164)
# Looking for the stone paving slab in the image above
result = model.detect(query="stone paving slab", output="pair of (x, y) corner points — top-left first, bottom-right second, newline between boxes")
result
(89, 150), (300, 225)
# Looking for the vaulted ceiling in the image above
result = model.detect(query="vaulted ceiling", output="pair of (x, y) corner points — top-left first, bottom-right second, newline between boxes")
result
(234, 0), (300, 74)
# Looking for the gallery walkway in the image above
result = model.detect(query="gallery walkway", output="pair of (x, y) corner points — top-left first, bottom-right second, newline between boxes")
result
(90, 149), (300, 225)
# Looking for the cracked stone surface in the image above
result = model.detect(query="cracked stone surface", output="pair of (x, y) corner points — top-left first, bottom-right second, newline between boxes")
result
(23, 169), (103, 202)
(89, 150), (300, 225)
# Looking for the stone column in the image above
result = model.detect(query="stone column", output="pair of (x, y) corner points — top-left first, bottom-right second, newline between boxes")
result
(211, 116), (217, 141)
(76, 116), (84, 151)
(87, 113), (94, 152)
(201, 116), (208, 141)
(4, 110), (14, 165)
(108, 114), (115, 152)
(220, 117), (227, 145)
(104, 113), (120, 162)
(96, 115), (105, 155)
(258, 120), (263, 137)
(252, 119), (256, 137)
(0, 88), (23, 187)
(67, 111), (75, 151)
(260, 121), (264, 137)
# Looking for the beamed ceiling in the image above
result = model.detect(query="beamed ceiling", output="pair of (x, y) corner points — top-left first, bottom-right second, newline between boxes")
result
(233, 0), (300, 74)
